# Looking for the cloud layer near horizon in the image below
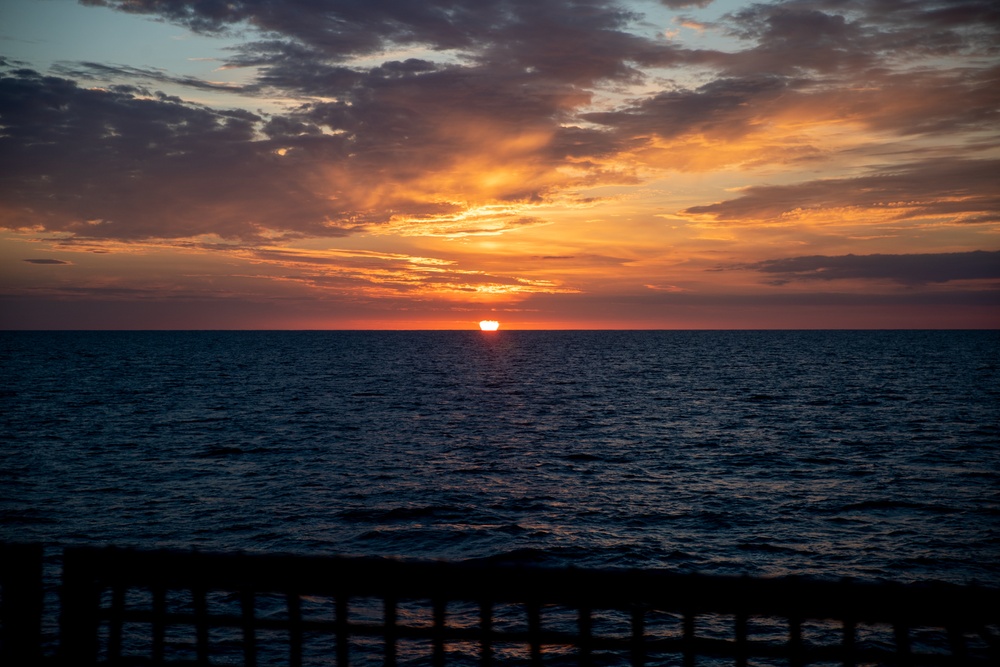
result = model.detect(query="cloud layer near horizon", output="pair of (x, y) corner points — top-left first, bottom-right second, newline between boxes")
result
(732, 249), (1000, 285)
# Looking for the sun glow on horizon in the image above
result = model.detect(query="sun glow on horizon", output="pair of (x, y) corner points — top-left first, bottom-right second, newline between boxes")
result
(479, 320), (500, 331)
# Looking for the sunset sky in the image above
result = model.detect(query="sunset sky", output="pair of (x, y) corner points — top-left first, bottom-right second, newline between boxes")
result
(1, 0), (998, 329)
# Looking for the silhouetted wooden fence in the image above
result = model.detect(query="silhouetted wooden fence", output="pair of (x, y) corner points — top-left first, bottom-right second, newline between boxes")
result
(2, 543), (998, 666)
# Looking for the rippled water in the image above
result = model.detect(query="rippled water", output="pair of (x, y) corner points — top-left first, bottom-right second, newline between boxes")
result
(2, 330), (998, 585)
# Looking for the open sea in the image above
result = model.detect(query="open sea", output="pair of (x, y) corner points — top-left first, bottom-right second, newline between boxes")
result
(2, 330), (999, 588)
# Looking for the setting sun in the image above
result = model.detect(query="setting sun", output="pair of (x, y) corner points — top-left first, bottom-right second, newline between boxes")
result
(479, 320), (500, 331)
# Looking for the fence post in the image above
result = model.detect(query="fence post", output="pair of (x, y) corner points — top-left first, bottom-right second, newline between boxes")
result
(60, 546), (101, 666)
(0, 543), (44, 665)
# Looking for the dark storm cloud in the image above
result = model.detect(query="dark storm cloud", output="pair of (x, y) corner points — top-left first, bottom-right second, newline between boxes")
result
(0, 67), (367, 240)
(683, 159), (1000, 225)
(0, 63), (576, 242)
(61, 2), (1000, 139)
(647, 1), (1000, 142)
(53, 61), (249, 93)
(220, 40), (365, 96)
(23, 258), (71, 265)
(86, 0), (499, 56)
(471, 2), (681, 85)
(660, 1), (713, 7)
(81, 1), (686, 98)
(586, 65), (999, 148)
(827, 0), (1000, 44)
(733, 250), (1000, 286)
(293, 62), (600, 170)
(584, 75), (796, 141)
(1, 0), (996, 243)
(4, 1), (692, 241)
(719, 4), (870, 75)
(719, 0), (1000, 76)
(81, 1), (666, 69)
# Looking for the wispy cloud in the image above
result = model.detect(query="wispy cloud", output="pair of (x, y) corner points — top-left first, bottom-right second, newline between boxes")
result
(729, 250), (1000, 286)
(680, 159), (1000, 226)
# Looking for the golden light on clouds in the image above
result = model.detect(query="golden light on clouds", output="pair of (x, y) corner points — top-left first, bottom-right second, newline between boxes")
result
(1, 0), (997, 329)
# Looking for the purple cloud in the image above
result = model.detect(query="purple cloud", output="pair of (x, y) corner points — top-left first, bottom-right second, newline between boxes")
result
(733, 250), (1000, 285)
(683, 159), (1000, 225)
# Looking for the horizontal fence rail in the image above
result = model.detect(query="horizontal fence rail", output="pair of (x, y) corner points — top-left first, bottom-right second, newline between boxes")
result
(2, 544), (998, 666)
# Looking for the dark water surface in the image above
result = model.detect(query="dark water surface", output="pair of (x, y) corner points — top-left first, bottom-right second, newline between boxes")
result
(2, 330), (998, 585)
